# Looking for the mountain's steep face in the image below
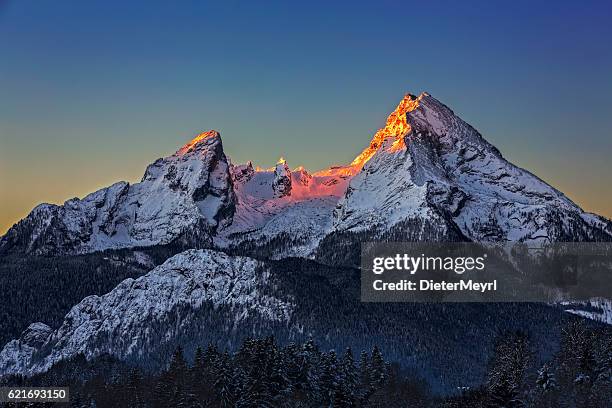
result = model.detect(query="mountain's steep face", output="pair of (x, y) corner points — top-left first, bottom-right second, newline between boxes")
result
(405, 94), (612, 242)
(320, 93), (611, 263)
(0, 249), (292, 377)
(129, 130), (236, 247)
(0, 183), (130, 255)
(331, 94), (460, 238)
(0, 131), (236, 255)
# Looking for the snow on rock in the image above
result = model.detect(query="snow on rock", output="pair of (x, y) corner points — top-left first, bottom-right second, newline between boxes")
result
(1, 91), (612, 380)
(272, 158), (292, 198)
(563, 299), (612, 325)
(218, 157), (350, 258)
(0, 323), (52, 376)
(232, 161), (255, 184)
(0, 249), (292, 377)
(406, 93), (612, 243)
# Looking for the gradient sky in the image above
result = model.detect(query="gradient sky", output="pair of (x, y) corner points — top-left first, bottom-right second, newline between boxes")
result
(1, 0), (611, 233)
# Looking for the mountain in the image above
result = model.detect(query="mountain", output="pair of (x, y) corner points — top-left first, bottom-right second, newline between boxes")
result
(317, 93), (612, 264)
(0, 131), (235, 255)
(0, 249), (292, 377)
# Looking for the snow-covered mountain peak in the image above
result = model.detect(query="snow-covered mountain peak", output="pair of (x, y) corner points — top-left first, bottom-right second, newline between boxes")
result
(232, 161), (255, 183)
(0, 129), (236, 255)
(323, 91), (612, 255)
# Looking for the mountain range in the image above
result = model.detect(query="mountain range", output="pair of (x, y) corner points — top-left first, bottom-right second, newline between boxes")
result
(1, 92), (611, 388)
(2, 92), (610, 260)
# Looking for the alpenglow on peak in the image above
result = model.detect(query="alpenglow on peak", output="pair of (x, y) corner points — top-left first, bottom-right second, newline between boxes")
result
(176, 130), (221, 155)
(350, 92), (426, 168)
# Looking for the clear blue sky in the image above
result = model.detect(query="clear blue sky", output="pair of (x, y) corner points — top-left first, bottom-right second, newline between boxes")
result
(1, 0), (611, 232)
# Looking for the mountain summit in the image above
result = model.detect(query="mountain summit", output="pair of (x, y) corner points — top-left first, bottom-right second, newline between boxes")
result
(1, 92), (610, 258)
(351, 92), (423, 169)
(176, 130), (221, 156)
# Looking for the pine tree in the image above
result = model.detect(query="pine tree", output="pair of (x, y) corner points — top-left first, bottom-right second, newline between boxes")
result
(358, 350), (370, 402)
(169, 346), (188, 377)
(370, 345), (387, 390)
(281, 342), (302, 397)
(193, 346), (205, 374)
(318, 350), (340, 406)
(152, 346), (191, 408)
(203, 344), (220, 368)
(152, 372), (173, 408)
(125, 368), (146, 407)
(300, 338), (322, 404)
(555, 321), (612, 407)
(236, 337), (278, 408)
(338, 347), (358, 406)
(486, 331), (532, 408)
(341, 347), (359, 396)
(215, 351), (236, 408)
(532, 362), (560, 408)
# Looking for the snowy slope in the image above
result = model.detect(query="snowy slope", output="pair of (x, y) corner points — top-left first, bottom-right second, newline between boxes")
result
(0, 249), (292, 377)
(404, 94), (612, 242)
(563, 299), (612, 324)
(215, 159), (350, 258)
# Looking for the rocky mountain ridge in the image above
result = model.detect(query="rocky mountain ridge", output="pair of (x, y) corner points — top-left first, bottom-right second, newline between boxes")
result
(0, 249), (292, 376)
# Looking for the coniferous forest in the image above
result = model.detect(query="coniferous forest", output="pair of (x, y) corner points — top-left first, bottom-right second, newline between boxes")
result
(2, 320), (610, 407)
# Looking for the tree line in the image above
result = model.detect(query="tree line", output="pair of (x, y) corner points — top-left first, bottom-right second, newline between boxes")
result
(3, 319), (609, 407)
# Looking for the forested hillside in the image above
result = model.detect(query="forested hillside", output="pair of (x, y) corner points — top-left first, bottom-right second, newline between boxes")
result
(0, 245), (183, 346)
(3, 321), (609, 407)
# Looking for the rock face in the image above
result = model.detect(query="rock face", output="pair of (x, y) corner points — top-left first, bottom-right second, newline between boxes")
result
(232, 161), (255, 184)
(272, 158), (292, 198)
(220, 157), (350, 259)
(402, 94), (611, 243)
(0, 131), (236, 255)
(0, 323), (53, 376)
(0, 249), (292, 376)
